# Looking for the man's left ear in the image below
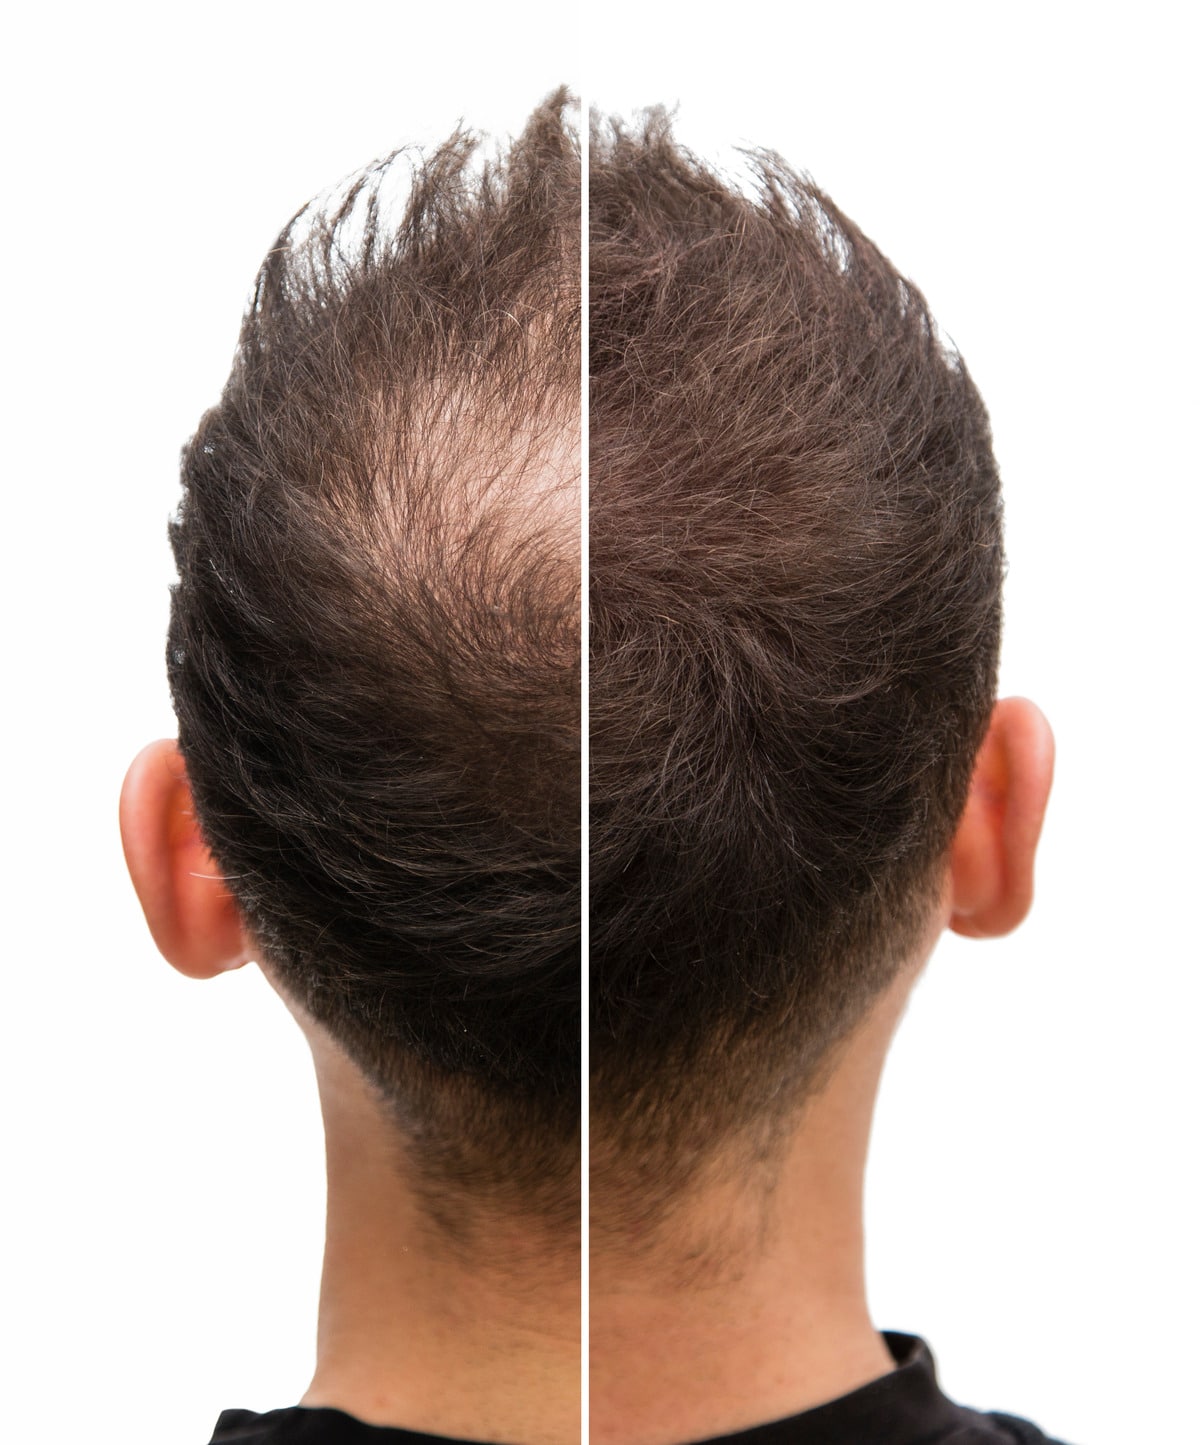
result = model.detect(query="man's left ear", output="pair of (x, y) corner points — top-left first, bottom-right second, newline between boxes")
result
(948, 697), (1055, 940)
(119, 739), (253, 979)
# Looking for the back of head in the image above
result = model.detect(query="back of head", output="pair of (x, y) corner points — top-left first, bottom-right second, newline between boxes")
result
(589, 113), (1003, 1210)
(168, 94), (580, 1226)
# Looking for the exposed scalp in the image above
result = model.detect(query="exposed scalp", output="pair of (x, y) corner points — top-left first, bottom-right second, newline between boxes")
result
(169, 93), (581, 1230)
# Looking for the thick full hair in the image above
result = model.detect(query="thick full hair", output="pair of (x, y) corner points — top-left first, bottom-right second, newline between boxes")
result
(589, 113), (1003, 1217)
(168, 93), (580, 1230)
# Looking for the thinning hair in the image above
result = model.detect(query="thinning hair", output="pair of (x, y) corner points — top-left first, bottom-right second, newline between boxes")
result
(589, 113), (1003, 1217)
(168, 93), (581, 1230)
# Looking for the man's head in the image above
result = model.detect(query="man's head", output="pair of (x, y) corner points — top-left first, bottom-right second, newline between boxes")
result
(122, 93), (581, 1233)
(589, 113), (1051, 1224)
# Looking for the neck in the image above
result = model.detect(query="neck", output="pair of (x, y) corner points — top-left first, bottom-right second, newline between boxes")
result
(301, 1036), (580, 1445)
(589, 972), (917, 1445)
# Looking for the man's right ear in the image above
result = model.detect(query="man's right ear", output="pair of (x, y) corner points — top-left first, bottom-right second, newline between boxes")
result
(119, 739), (253, 979)
(948, 697), (1055, 940)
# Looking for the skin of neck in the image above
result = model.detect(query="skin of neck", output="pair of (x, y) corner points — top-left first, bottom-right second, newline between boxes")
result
(293, 1020), (581, 1445)
(278, 906), (937, 1445)
(589, 943), (936, 1445)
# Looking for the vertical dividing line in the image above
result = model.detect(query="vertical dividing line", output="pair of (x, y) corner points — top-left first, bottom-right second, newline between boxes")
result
(579, 82), (591, 1445)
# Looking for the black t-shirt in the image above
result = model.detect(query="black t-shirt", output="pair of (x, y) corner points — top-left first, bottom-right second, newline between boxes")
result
(207, 1334), (1069, 1444)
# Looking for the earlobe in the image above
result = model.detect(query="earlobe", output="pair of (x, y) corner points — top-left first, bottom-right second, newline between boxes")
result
(119, 739), (253, 978)
(948, 697), (1055, 940)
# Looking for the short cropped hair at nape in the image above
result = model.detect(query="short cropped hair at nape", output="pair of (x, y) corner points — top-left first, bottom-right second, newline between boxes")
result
(589, 113), (1003, 1201)
(168, 93), (580, 1225)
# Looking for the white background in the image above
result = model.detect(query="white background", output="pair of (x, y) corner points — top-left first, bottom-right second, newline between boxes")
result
(2, 5), (1194, 1444)
(2, 6), (577, 1441)
(592, 8), (1196, 1444)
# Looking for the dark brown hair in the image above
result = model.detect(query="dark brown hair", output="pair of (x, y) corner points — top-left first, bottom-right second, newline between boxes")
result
(168, 93), (580, 1225)
(589, 113), (1003, 1202)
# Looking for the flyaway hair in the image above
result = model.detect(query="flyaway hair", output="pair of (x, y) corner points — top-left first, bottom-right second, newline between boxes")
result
(589, 112), (1003, 1214)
